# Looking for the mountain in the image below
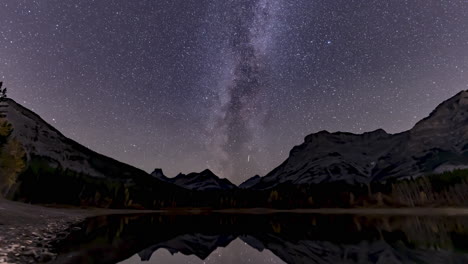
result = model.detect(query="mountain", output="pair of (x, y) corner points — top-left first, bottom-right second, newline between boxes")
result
(150, 168), (170, 181)
(246, 90), (468, 189)
(239, 175), (261, 189)
(0, 99), (159, 180)
(2, 90), (468, 207)
(0, 98), (189, 207)
(152, 168), (238, 191)
(172, 169), (238, 191)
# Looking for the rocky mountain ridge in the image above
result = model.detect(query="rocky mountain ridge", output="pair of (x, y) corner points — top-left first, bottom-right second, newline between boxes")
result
(151, 168), (237, 191)
(0, 98), (152, 181)
(245, 90), (468, 189)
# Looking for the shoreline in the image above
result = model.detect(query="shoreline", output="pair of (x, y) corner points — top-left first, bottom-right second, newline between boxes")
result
(2, 199), (468, 263)
(214, 207), (468, 215)
(0, 199), (161, 264)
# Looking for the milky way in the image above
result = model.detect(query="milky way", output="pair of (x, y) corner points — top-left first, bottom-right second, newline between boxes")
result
(1, 0), (468, 183)
(207, 0), (282, 180)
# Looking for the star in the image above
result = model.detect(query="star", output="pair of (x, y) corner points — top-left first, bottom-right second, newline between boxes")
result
(0, 0), (467, 184)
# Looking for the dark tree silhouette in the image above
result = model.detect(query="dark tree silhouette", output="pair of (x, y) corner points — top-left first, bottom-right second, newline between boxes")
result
(0, 82), (6, 100)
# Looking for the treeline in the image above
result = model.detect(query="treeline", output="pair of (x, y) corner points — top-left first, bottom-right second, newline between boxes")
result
(390, 170), (468, 207)
(12, 155), (195, 209)
(0, 118), (26, 197)
(236, 169), (468, 209)
(10, 161), (468, 209)
(4, 129), (468, 209)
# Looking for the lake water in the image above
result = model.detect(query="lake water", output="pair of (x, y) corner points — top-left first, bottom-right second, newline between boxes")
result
(51, 213), (468, 264)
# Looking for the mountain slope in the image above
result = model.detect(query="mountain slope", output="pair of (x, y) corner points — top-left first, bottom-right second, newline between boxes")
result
(1, 99), (153, 180)
(247, 90), (468, 189)
(382, 90), (468, 177)
(0, 99), (190, 207)
(239, 175), (261, 189)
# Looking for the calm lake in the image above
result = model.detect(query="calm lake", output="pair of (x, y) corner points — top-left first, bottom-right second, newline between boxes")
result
(50, 213), (468, 264)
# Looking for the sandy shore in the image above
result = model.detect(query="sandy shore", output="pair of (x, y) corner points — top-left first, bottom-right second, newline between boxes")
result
(0, 199), (160, 264)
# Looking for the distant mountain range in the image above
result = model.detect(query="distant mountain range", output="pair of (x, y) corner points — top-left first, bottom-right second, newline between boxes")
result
(1, 90), (468, 208)
(241, 90), (468, 189)
(151, 168), (237, 191)
(0, 98), (236, 195)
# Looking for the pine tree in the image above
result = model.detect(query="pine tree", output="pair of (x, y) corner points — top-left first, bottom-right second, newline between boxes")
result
(0, 82), (7, 100)
(0, 138), (26, 197)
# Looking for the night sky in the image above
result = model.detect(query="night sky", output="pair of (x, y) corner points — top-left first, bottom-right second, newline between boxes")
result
(1, 0), (467, 184)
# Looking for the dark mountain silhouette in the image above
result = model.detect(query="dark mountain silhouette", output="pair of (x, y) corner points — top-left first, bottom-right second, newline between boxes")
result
(150, 168), (166, 180)
(245, 90), (468, 189)
(0, 98), (194, 207)
(0, 99), (240, 207)
(172, 170), (238, 191)
(239, 174), (261, 189)
(2, 91), (468, 208)
(0, 98), (158, 182)
(151, 168), (237, 191)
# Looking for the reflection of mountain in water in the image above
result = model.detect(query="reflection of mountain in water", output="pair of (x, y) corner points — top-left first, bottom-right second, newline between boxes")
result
(138, 234), (236, 260)
(51, 214), (468, 264)
(241, 235), (465, 264)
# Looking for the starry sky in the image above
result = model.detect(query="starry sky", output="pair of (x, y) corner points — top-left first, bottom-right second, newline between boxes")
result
(1, 0), (468, 184)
